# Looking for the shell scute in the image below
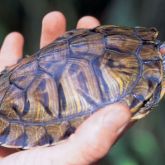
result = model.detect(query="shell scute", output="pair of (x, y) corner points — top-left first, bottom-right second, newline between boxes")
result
(123, 95), (143, 113)
(57, 29), (87, 41)
(95, 25), (158, 41)
(134, 27), (158, 40)
(0, 117), (9, 145)
(5, 123), (24, 147)
(132, 78), (154, 102)
(0, 84), (24, 120)
(105, 35), (140, 53)
(95, 25), (134, 35)
(140, 44), (162, 61)
(25, 126), (47, 148)
(39, 41), (68, 60)
(22, 73), (59, 122)
(143, 60), (162, 84)
(10, 60), (38, 89)
(46, 121), (70, 143)
(94, 51), (138, 101)
(59, 59), (101, 118)
(70, 33), (104, 57)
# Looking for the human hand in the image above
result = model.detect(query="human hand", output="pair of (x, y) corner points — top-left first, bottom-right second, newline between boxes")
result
(0, 11), (131, 165)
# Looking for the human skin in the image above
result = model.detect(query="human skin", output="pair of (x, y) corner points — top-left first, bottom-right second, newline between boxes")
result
(0, 11), (164, 165)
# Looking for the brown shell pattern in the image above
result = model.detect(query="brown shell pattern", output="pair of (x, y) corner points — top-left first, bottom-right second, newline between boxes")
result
(0, 25), (163, 148)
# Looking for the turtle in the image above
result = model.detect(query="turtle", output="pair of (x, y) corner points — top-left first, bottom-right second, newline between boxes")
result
(0, 25), (165, 149)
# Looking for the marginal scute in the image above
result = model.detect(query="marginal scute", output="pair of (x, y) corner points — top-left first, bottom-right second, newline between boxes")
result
(46, 121), (69, 143)
(39, 41), (68, 60)
(143, 60), (162, 84)
(0, 74), (10, 103)
(58, 29), (87, 40)
(0, 118), (9, 141)
(5, 123), (24, 147)
(143, 84), (162, 109)
(140, 44), (162, 61)
(123, 95), (143, 113)
(25, 126), (46, 148)
(95, 26), (158, 41)
(69, 116), (87, 129)
(135, 27), (158, 40)
(106, 35), (140, 53)
(95, 25), (134, 35)
(132, 78), (154, 102)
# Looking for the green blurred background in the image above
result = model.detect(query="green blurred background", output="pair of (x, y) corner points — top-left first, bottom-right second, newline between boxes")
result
(0, 0), (165, 164)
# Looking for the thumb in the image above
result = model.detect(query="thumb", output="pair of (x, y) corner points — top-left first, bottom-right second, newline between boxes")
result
(66, 103), (131, 164)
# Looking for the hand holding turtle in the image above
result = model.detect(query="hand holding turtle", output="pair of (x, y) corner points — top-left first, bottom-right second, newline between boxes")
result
(0, 11), (131, 165)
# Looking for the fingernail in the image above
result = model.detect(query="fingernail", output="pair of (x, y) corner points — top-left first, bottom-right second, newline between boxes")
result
(103, 104), (131, 131)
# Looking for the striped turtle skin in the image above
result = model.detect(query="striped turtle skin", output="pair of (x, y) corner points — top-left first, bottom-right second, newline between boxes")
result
(0, 25), (164, 148)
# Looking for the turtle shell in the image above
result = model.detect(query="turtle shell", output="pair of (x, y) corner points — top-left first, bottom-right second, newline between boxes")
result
(0, 25), (163, 148)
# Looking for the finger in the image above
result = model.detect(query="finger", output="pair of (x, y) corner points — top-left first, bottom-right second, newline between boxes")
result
(0, 104), (131, 165)
(66, 104), (131, 164)
(40, 11), (66, 48)
(0, 32), (24, 71)
(76, 16), (100, 29)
